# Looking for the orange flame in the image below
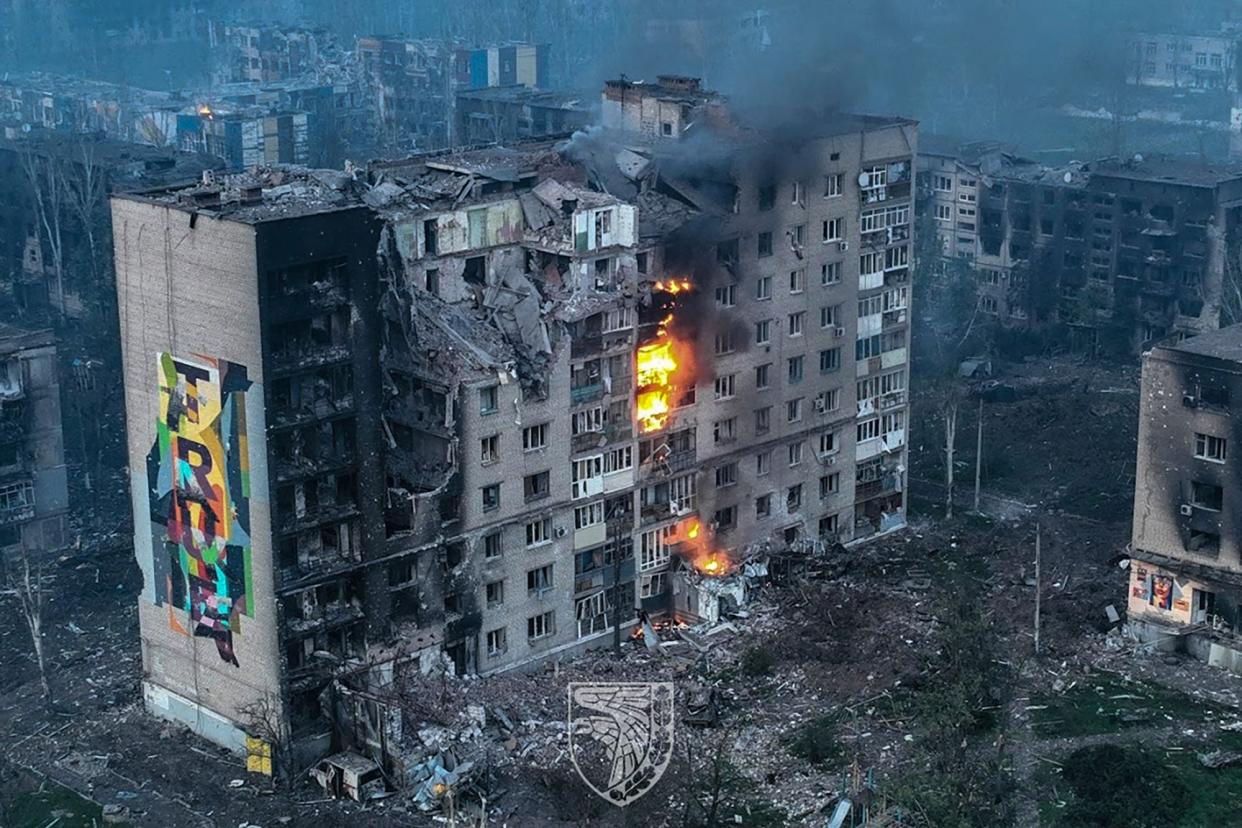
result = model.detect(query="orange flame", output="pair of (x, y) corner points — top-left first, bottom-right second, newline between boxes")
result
(636, 338), (679, 433)
(654, 278), (693, 294)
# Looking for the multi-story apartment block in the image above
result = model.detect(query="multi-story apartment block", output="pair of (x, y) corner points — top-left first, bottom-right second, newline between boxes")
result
(111, 81), (916, 768)
(454, 86), (592, 146)
(600, 75), (727, 141)
(209, 23), (332, 85)
(0, 324), (68, 563)
(1128, 28), (1240, 93)
(1128, 325), (1242, 675)
(356, 37), (548, 151)
(920, 139), (1242, 353)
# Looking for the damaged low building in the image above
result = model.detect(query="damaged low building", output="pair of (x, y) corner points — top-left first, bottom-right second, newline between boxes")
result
(110, 79), (918, 777)
(1128, 324), (1242, 674)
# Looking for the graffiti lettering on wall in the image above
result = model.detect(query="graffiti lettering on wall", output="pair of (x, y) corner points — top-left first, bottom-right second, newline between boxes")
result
(148, 353), (253, 667)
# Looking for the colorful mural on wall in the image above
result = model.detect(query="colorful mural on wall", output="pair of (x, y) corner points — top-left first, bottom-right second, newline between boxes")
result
(148, 353), (253, 667)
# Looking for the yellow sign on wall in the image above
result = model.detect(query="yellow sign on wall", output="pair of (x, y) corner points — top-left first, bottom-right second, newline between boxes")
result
(246, 735), (272, 776)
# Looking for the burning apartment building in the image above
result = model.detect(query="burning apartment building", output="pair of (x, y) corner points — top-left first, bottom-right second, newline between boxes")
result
(110, 79), (916, 772)
(920, 138), (1242, 353)
(1128, 324), (1242, 675)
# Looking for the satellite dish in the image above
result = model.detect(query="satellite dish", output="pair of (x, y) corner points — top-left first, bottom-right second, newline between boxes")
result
(1063, 172), (1073, 184)
(857, 172), (870, 187)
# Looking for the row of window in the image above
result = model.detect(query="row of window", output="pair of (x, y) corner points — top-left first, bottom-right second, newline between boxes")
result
(484, 609), (557, 657)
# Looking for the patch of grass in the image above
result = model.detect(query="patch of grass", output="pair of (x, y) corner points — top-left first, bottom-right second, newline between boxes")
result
(1028, 672), (1232, 738)
(786, 713), (845, 768)
(1056, 743), (1188, 827)
(1164, 743), (1242, 827)
(2, 780), (115, 828)
(740, 646), (775, 677)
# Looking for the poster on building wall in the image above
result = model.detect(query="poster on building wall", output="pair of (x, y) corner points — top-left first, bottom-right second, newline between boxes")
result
(147, 353), (254, 667)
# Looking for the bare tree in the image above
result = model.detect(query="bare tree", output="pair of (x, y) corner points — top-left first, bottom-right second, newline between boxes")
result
(943, 394), (960, 520)
(19, 146), (67, 316)
(3, 550), (53, 707)
(238, 692), (293, 787)
(60, 138), (109, 287)
(1222, 235), (1242, 328)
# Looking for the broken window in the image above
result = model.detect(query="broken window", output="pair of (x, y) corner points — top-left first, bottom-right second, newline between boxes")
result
(486, 628), (507, 656)
(1188, 530), (1221, 556)
(479, 385), (498, 415)
(819, 514), (839, 537)
(480, 434), (499, 465)
(715, 284), (737, 308)
(756, 363), (771, 389)
(758, 185), (776, 211)
(788, 312), (804, 337)
(527, 611), (555, 640)
(485, 580), (504, 608)
(523, 423), (549, 451)
(819, 349), (841, 374)
(755, 406), (771, 435)
(757, 232), (773, 258)
(463, 255), (486, 285)
(1190, 481), (1223, 511)
(715, 463), (738, 488)
(524, 471), (550, 502)
(756, 494), (772, 517)
(713, 417), (737, 444)
(481, 484), (500, 511)
(525, 518), (552, 546)
(1194, 433), (1227, 462)
(714, 374), (736, 400)
(756, 276), (772, 300)
(820, 473), (840, 498)
(424, 268), (439, 296)
(786, 484), (803, 512)
(713, 505), (737, 530)
(423, 219), (438, 255)
(484, 531), (503, 559)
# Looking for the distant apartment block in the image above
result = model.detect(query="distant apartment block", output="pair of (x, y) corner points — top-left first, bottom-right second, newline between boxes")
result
(920, 138), (1242, 353)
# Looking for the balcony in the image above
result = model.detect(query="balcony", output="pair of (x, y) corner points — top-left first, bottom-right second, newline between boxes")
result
(273, 450), (356, 484)
(0, 501), (35, 527)
(269, 393), (354, 429)
(270, 343), (352, 376)
(639, 448), (696, 479)
(572, 430), (607, 454)
(277, 501), (359, 536)
(571, 382), (604, 406)
(267, 284), (348, 323)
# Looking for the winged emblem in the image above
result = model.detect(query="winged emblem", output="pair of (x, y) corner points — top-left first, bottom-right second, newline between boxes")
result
(568, 682), (675, 806)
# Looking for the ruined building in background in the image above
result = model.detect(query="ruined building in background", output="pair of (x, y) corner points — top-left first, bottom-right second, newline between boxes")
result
(110, 81), (916, 766)
(1126, 25), (1240, 93)
(920, 138), (1242, 354)
(600, 75), (728, 141)
(209, 22), (334, 85)
(0, 324), (68, 564)
(356, 37), (548, 152)
(454, 86), (592, 146)
(1128, 325), (1242, 675)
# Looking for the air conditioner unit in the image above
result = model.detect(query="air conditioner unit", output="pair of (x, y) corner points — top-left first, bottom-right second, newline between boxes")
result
(838, 241), (849, 252)
(814, 396), (827, 413)
(1180, 504), (1194, 517)
(834, 326), (845, 337)
(1182, 393), (1199, 408)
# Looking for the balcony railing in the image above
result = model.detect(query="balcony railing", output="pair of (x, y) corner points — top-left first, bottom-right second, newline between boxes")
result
(571, 382), (605, 405)
(270, 343), (352, 375)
